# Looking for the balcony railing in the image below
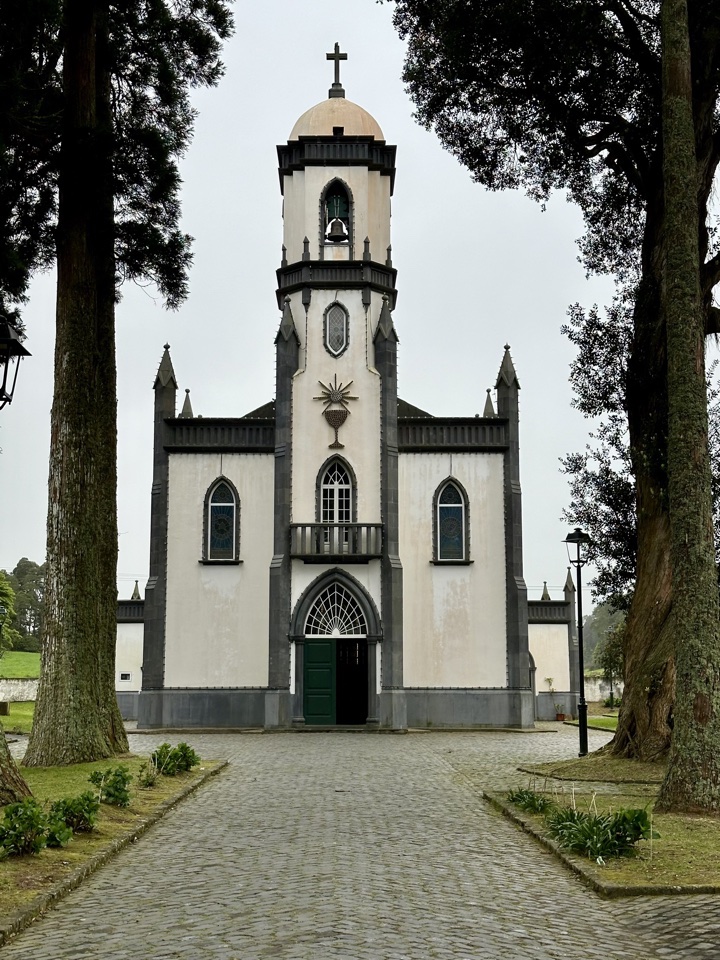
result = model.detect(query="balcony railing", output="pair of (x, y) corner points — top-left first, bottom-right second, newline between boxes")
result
(290, 523), (383, 561)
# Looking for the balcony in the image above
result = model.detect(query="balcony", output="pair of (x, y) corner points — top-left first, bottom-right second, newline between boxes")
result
(290, 524), (383, 562)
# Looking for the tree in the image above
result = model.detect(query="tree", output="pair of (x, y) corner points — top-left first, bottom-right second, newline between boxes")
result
(4, 558), (46, 651)
(0, 570), (21, 653)
(582, 602), (626, 668)
(2, 0), (233, 766)
(595, 622), (625, 705)
(656, 0), (720, 812)
(388, 0), (720, 761)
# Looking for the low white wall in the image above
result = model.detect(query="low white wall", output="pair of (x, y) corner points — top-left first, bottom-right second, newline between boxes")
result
(0, 679), (38, 701)
(117, 622), (144, 692)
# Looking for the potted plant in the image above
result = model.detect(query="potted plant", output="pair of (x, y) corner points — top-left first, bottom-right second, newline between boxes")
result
(545, 677), (565, 721)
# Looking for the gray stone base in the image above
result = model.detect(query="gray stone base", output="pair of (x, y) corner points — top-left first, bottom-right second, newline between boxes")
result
(405, 688), (535, 728)
(136, 687), (536, 730)
(264, 689), (292, 728)
(379, 689), (407, 730)
(117, 692), (139, 721)
(137, 689), (266, 728)
(536, 691), (574, 721)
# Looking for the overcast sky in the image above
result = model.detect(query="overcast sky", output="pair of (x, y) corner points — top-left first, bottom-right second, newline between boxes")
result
(0, 0), (616, 607)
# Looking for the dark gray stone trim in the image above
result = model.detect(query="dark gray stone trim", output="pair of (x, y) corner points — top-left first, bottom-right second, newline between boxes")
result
(496, 357), (530, 691)
(137, 688), (266, 729)
(276, 261), (397, 310)
(374, 307), (405, 731)
(201, 475), (241, 561)
(430, 560), (474, 566)
(277, 140), (397, 193)
(528, 600), (571, 624)
(198, 559), (243, 566)
(117, 600), (144, 623)
(398, 417), (508, 451)
(163, 418), (274, 453)
(267, 311), (298, 693)
(405, 688), (535, 728)
(142, 365), (176, 690)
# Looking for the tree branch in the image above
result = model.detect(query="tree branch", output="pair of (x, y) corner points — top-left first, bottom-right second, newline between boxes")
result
(604, 0), (660, 76)
(702, 251), (720, 298)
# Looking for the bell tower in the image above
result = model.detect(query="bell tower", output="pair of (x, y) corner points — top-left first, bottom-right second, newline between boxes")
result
(268, 47), (404, 728)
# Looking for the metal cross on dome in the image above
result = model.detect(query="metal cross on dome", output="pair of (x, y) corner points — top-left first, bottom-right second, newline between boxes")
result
(327, 42), (347, 98)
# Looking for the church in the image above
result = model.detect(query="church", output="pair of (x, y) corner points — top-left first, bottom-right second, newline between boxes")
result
(116, 48), (577, 730)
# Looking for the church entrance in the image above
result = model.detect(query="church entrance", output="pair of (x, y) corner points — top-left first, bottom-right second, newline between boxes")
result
(302, 582), (368, 725)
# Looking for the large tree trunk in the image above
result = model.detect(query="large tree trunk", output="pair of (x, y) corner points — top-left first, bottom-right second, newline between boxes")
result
(656, 0), (720, 812)
(23, 0), (128, 767)
(0, 724), (32, 804)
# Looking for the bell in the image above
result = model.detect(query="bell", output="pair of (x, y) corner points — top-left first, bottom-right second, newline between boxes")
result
(327, 218), (348, 243)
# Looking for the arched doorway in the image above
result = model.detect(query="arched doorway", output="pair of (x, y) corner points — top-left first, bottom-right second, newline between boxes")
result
(303, 580), (368, 725)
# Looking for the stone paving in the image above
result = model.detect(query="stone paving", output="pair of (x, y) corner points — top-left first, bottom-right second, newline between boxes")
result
(2, 726), (720, 959)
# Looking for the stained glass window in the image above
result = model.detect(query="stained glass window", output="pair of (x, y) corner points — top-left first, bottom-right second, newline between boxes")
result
(437, 482), (466, 561)
(208, 481), (237, 560)
(324, 303), (348, 357)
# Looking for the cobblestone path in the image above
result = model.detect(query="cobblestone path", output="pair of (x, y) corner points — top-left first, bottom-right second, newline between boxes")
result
(3, 727), (719, 959)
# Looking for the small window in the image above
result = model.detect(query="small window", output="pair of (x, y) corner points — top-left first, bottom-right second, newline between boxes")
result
(435, 481), (468, 561)
(324, 303), (349, 357)
(204, 479), (239, 561)
(119, 672), (131, 682)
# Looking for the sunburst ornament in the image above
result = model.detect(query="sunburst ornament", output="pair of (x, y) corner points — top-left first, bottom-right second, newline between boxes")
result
(314, 374), (358, 448)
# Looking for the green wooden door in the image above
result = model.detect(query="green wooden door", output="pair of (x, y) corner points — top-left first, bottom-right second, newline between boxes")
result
(304, 640), (335, 725)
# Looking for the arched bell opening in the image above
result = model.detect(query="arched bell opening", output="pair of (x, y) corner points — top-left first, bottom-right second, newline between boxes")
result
(320, 179), (353, 258)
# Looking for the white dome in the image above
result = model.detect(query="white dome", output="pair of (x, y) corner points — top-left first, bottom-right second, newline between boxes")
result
(289, 97), (384, 141)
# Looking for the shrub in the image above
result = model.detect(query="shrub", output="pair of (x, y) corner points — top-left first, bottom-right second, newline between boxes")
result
(45, 817), (73, 848)
(150, 742), (201, 777)
(603, 696), (622, 709)
(547, 806), (656, 860)
(137, 760), (159, 788)
(506, 788), (555, 814)
(0, 799), (49, 855)
(88, 765), (133, 807)
(49, 792), (100, 832)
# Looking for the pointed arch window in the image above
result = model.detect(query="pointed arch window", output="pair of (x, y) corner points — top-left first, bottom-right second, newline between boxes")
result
(434, 480), (469, 562)
(304, 582), (367, 636)
(324, 302), (349, 357)
(323, 180), (350, 244)
(321, 460), (352, 526)
(203, 479), (240, 562)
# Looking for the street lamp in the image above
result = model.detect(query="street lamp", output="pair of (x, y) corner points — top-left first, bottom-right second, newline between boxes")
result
(0, 318), (31, 410)
(564, 526), (592, 757)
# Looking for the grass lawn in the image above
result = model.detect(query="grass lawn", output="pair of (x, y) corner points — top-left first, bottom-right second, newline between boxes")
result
(504, 751), (720, 892)
(2, 703), (34, 736)
(0, 653), (40, 680)
(0, 754), (224, 926)
(567, 715), (619, 732)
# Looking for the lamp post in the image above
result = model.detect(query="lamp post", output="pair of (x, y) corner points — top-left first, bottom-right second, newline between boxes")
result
(564, 526), (592, 757)
(0, 318), (31, 410)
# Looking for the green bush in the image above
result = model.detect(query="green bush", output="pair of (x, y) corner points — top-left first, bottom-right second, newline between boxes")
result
(49, 792), (100, 832)
(88, 765), (133, 807)
(45, 816), (73, 848)
(603, 696), (622, 709)
(547, 806), (657, 860)
(137, 760), (159, 788)
(0, 799), (49, 855)
(506, 788), (555, 814)
(150, 742), (201, 777)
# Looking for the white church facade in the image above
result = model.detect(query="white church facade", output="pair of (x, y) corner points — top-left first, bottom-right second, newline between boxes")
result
(117, 51), (578, 730)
